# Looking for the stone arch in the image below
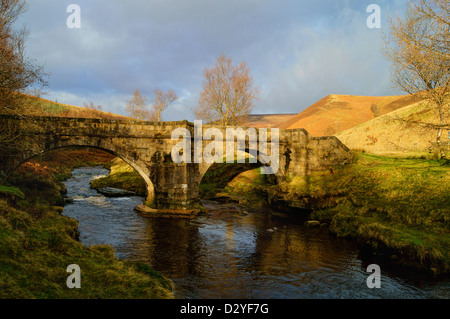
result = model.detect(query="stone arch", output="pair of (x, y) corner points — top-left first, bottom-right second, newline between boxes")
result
(7, 145), (156, 206)
(197, 147), (279, 191)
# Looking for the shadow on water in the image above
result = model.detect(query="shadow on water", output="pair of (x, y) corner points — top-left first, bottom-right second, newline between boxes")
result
(62, 166), (450, 299)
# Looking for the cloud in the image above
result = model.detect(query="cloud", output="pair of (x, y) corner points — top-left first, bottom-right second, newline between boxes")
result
(18, 0), (408, 120)
(255, 4), (403, 114)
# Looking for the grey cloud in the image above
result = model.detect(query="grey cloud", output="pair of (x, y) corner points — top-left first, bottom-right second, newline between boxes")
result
(18, 0), (407, 120)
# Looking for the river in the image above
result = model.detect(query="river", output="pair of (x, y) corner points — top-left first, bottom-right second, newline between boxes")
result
(62, 166), (449, 299)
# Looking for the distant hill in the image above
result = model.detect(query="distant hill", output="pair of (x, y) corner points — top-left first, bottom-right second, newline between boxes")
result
(243, 114), (297, 128)
(16, 94), (133, 120)
(238, 93), (445, 155)
(278, 94), (418, 136)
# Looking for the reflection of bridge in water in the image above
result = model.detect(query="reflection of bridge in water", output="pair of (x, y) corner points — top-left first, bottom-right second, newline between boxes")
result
(0, 115), (351, 212)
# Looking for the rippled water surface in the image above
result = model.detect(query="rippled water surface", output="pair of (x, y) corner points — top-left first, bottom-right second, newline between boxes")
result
(63, 167), (449, 299)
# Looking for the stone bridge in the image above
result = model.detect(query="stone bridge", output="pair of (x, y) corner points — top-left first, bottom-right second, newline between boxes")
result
(0, 115), (351, 211)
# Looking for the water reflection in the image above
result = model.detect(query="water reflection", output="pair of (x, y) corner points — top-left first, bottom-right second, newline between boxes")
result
(63, 167), (450, 299)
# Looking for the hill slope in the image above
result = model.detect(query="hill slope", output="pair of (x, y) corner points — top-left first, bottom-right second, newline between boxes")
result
(279, 94), (417, 136)
(335, 99), (448, 154)
(16, 94), (133, 120)
(243, 114), (297, 128)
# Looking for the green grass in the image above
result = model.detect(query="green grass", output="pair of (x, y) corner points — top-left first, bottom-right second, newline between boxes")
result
(0, 200), (174, 298)
(0, 149), (174, 298)
(199, 155), (266, 199)
(0, 199), (174, 298)
(200, 163), (264, 198)
(265, 152), (450, 274)
(0, 185), (25, 200)
(89, 158), (147, 196)
(38, 100), (68, 115)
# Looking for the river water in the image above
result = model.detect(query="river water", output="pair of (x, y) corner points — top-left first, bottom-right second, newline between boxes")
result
(62, 166), (449, 299)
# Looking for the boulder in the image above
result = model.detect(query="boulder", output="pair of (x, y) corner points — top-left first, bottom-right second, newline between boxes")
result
(96, 187), (135, 197)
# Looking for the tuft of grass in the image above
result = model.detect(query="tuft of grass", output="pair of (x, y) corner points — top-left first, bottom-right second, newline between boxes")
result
(0, 185), (25, 200)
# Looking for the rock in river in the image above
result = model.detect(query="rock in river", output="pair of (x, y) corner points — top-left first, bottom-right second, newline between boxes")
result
(96, 187), (136, 197)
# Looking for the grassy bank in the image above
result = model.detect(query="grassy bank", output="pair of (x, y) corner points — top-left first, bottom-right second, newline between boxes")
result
(199, 162), (264, 200)
(90, 158), (147, 196)
(0, 148), (174, 298)
(264, 153), (450, 274)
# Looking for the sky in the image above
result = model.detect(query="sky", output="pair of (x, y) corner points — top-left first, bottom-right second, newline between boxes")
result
(18, 0), (409, 121)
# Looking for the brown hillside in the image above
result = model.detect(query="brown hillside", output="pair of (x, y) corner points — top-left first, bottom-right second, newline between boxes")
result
(279, 94), (413, 136)
(243, 114), (297, 128)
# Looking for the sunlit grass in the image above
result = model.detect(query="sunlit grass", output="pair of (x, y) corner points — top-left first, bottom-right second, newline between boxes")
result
(89, 158), (147, 196)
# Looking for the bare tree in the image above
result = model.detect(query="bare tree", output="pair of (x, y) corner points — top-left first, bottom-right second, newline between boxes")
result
(383, 0), (449, 156)
(83, 102), (103, 111)
(126, 89), (149, 120)
(194, 54), (258, 126)
(0, 0), (47, 114)
(149, 88), (177, 122)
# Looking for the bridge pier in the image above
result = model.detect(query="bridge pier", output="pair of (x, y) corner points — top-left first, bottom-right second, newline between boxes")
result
(149, 162), (200, 210)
